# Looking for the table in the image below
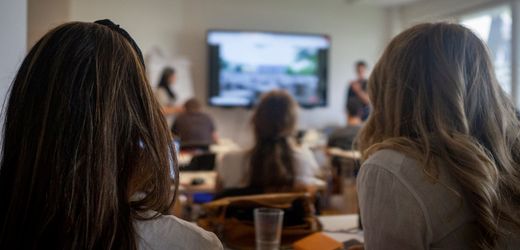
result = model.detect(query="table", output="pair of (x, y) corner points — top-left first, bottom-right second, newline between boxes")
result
(178, 171), (217, 194)
(319, 214), (364, 243)
(327, 148), (361, 159)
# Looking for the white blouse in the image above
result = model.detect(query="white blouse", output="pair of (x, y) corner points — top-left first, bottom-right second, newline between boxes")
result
(216, 145), (321, 189)
(155, 88), (176, 127)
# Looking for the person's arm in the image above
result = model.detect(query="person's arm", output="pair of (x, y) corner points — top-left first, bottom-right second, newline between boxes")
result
(156, 89), (183, 115)
(350, 81), (370, 105)
(357, 163), (430, 250)
(162, 105), (183, 115)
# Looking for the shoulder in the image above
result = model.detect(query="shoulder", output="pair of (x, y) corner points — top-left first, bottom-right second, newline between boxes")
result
(135, 212), (222, 250)
(221, 150), (248, 162)
(359, 149), (476, 243)
(359, 149), (429, 206)
(155, 88), (171, 105)
(359, 149), (422, 192)
(155, 87), (168, 97)
(174, 113), (188, 121)
(362, 149), (420, 177)
(292, 144), (313, 157)
(291, 145), (317, 166)
(218, 150), (249, 173)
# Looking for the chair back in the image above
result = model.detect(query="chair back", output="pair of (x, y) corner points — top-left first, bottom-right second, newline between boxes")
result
(198, 193), (322, 250)
(182, 153), (216, 171)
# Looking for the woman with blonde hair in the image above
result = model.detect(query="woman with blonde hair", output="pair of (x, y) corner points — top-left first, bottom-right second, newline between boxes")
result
(357, 23), (520, 249)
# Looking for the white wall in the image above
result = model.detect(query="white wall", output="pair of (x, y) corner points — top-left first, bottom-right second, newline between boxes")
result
(399, 0), (497, 27)
(0, 0), (27, 112)
(70, 0), (387, 146)
(28, 0), (71, 48)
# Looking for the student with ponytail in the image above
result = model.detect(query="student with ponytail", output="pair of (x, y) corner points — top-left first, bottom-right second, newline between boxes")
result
(217, 90), (321, 192)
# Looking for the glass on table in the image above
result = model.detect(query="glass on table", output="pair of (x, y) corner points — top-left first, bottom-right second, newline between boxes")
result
(254, 208), (284, 250)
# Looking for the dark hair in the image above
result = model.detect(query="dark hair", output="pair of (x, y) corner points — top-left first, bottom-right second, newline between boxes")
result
(346, 99), (363, 118)
(248, 90), (297, 191)
(0, 22), (177, 249)
(355, 60), (367, 69)
(158, 67), (176, 99)
(359, 22), (520, 249)
(184, 98), (202, 113)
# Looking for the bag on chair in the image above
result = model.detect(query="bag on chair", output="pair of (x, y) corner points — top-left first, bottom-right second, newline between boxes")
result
(197, 192), (322, 250)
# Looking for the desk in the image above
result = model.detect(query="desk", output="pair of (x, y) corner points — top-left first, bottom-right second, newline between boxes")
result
(327, 148), (361, 159)
(319, 214), (364, 243)
(178, 171), (217, 194)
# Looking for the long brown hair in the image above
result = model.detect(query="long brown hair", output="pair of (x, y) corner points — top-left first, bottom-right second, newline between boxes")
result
(158, 67), (176, 99)
(249, 90), (297, 191)
(0, 22), (177, 249)
(358, 22), (520, 249)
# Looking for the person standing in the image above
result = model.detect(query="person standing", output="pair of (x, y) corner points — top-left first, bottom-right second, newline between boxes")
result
(346, 61), (370, 120)
(156, 67), (182, 126)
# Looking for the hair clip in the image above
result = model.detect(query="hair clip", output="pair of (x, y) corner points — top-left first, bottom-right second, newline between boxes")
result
(94, 19), (146, 68)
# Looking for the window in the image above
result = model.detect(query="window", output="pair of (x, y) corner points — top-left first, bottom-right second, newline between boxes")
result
(460, 5), (512, 95)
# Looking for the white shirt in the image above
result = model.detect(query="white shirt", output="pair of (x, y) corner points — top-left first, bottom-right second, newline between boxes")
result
(135, 211), (223, 250)
(155, 88), (176, 127)
(216, 145), (321, 189)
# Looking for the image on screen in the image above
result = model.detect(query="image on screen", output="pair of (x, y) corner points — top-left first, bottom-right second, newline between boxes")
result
(207, 30), (330, 108)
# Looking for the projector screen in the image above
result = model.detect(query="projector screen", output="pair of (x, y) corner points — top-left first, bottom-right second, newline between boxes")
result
(207, 30), (330, 108)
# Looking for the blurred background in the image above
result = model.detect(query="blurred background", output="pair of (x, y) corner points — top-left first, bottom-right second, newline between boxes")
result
(1, 0), (517, 147)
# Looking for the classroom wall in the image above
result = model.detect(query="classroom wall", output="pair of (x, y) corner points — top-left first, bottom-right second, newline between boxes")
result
(67, 0), (388, 146)
(399, 0), (497, 27)
(0, 0), (27, 133)
(28, 0), (71, 48)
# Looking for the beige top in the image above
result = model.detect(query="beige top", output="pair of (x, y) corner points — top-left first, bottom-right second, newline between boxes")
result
(135, 210), (223, 250)
(357, 149), (520, 250)
(155, 88), (176, 127)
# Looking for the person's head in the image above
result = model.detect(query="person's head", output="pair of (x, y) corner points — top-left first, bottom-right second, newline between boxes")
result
(0, 21), (176, 249)
(249, 90), (298, 191)
(358, 22), (520, 249)
(160, 67), (176, 86)
(158, 67), (176, 98)
(346, 99), (363, 120)
(355, 60), (367, 79)
(184, 98), (202, 113)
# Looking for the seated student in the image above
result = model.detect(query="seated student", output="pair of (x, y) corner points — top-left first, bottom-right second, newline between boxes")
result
(327, 99), (363, 150)
(172, 98), (217, 147)
(0, 20), (222, 250)
(216, 90), (321, 193)
(357, 22), (520, 249)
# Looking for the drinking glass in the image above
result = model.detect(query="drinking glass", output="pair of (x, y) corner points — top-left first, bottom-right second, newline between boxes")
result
(254, 208), (284, 250)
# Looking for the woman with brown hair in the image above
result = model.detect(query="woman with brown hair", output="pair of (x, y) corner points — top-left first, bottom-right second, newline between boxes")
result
(0, 20), (222, 250)
(217, 90), (321, 192)
(357, 23), (520, 249)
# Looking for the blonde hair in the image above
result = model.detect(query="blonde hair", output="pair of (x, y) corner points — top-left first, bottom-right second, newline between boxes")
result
(358, 22), (520, 249)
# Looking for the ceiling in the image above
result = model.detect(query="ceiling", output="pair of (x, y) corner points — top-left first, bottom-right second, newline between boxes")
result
(345, 0), (426, 7)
